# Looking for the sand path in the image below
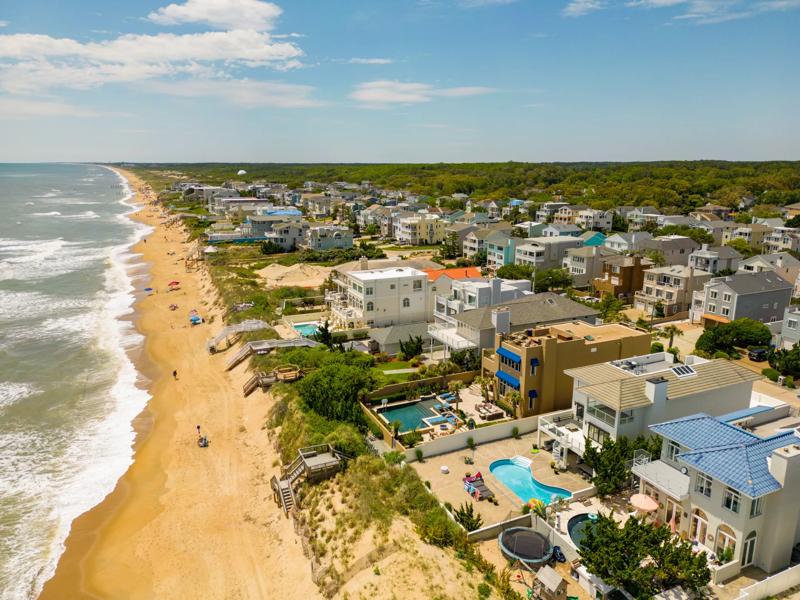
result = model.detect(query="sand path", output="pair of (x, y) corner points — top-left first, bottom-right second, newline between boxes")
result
(39, 170), (319, 600)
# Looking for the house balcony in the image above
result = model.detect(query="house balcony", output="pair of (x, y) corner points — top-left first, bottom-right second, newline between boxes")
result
(631, 459), (690, 501)
(538, 409), (587, 456)
(427, 323), (476, 350)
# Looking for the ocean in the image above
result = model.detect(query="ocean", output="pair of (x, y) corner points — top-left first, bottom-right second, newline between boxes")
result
(0, 164), (152, 599)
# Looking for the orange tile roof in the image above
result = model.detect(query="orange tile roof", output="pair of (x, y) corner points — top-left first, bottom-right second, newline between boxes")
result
(423, 266), (482, 282)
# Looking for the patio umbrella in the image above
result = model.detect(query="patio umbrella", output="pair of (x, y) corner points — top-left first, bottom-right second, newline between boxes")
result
(168, 280), (180, 286)
(630, 493), (659, 513)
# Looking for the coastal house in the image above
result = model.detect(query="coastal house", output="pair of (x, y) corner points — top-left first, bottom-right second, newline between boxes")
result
(781, 202), (800, 219)
(432, 277), (531, 326)
(538, 353), (759, 463)
(640, 235), (701, 266)
(592, 255), (651, 301)
(481, 321), (651, 418)
(553, 205), (589, 226)
(514, 236), (584, 270)
(697, 221), (741, 245)
(634, 265), (712, 316)
(536, 202), (570, 223)
(263, 222), (308, 251)
(302, 225), (354, 251)
(562, 246), (616, 289)
(395, 214), (446, 245)
(739, 253), (800, 297)
(626, 207), (662, 230)
(576, 209), (614, 231)
(689, 203), (733, 221)
(722, 223), (774, 250)
(427, 293), (598, 356)
(542, 223), (582, 238)
(687, 244), (741, 275)
(326, 266), (428, 329)
(691, 271), (793, 327)
(485, 232), (523, 270)
(462, 223), (514, 260)
(632, 411), (800, 581)
(776, 306), (800, 349)
(603, 231), (653, 253)
(762, 227), (800, 254)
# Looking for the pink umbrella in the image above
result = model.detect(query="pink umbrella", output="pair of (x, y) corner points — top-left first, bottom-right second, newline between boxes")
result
(668, 513), (678, 534)
(630, 493), (659, 513)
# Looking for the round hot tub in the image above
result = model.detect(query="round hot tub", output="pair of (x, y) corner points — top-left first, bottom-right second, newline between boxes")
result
(567, 513), (598, 549)
(498, 527), (553, 568)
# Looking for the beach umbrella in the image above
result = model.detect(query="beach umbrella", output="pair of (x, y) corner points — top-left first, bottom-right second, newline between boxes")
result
(168, 280), (180, 286)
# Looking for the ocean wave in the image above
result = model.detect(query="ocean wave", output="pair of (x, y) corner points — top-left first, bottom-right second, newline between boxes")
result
(31, 190), (60, 198)
(0, 291), (89, 322)
(31, 211), (61, 216)
(0, 238), (106, 282)
(0, 382), (39, 409)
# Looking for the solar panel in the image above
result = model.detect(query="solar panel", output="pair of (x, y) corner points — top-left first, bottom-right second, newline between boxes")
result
(671, 365), (696, 378)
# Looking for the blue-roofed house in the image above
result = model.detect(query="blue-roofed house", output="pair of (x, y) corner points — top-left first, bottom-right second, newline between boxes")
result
(632, 411), (800, 582)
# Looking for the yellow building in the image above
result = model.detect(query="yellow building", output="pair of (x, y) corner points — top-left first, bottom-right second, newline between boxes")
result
(481, 321), (652, 418)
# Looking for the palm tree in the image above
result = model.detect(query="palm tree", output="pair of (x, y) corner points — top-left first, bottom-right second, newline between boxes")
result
(448, 380), (464, 414)
(505, 390), (522, 418)
(659, 324), (684, 349)
(474, 375), (490, 404)
(531, 501), (547, 523)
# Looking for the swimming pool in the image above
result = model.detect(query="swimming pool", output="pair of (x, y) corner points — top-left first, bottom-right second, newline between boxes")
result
(567, 513), (598, 549)
(294, 322), (319, 337)
(378, 399), (438, 433)
(489, 458), (571, 504)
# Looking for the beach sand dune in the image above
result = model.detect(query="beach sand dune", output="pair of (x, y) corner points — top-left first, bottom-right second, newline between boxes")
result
(258, 263), (332, 289)
(39, 170), (320, 600)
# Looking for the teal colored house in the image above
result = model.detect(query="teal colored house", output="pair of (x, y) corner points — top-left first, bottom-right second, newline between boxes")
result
(581, 231), (606, 247)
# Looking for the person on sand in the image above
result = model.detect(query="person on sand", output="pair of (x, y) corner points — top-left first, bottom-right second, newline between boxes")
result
(172, 369), (178, 380)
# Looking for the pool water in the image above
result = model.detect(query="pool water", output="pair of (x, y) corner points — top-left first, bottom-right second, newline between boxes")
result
(567, 513), (597, 549)
(294, 323), (319, 337)
(489, 459), (571, 504)
(378, 399), (438, 433)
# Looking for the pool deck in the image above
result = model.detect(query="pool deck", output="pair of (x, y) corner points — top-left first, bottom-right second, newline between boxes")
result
(412, 432), (590, 525)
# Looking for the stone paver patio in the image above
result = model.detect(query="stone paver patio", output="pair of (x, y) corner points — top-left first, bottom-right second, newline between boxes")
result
(412, 432), (591, 525)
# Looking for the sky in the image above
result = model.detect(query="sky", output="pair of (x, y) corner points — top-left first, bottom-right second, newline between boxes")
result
(0, 0), (798, 162)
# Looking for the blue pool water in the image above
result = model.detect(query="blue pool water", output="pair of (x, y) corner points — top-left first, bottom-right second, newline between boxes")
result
(378, 399), (438, 433)
(567, 513), (598, 549)
(489, 459), (571, 504)
(294, 323), (319, 337)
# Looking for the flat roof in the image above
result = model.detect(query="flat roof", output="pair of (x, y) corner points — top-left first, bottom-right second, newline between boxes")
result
(504, 322), (644, 349)
(349, 266), (426, 281)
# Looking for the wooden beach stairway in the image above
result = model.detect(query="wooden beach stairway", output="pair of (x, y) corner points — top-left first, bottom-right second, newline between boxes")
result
(225, 338), (319, 371)
(270, 445), (348, 515)
(206, 319), (271, 353)
(242, 366), (302, 396)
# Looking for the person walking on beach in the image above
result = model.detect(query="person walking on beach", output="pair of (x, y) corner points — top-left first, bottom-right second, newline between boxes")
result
(172, 369), (178, 380)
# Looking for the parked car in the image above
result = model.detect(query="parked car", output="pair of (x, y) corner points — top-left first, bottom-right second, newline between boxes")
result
(748, 347), (769, 362)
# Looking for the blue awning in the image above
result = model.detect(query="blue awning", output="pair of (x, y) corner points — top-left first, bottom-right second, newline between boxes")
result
(530, 357), (540, 367)
(528, 389), (538, 399)
(496, 347), (521, 363)
(495, 370), (520, 389)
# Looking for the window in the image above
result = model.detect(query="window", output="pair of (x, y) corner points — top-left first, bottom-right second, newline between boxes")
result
(402, 298), (410, 308)
(695, 473), (713, 497)
(413, 280), (422, 291)
(723, 293), (732, 302)
(723, 487), (741, 513)
(789, 319), (798, 330)
(587, 422), (610, 445)
(390, 284), (395, 290)
(710, 290), (718, 299)
(366, 287), (373, 296)
(366, 301), (374, 312)
(722, 307), (730, 316)
(709, 304), (717, 313)
(667, 441), (680, 462)
(762, 303), (769, 309)
(750, 497), (763, 518)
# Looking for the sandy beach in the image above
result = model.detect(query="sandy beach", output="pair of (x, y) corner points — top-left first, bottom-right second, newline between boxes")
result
(39, 170), (319, 600)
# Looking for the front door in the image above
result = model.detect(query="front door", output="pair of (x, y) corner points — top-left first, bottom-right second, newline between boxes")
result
(691, 513), (707, 544)
(742, 535), (756, 567)
(665, 499), (681, 529)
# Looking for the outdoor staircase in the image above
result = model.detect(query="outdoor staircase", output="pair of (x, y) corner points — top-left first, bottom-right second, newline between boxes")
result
(279, 480), (295, 512)
(206, 319), (271, 353)
(225, 338), (320, 371)
(272, 455), (305, 515)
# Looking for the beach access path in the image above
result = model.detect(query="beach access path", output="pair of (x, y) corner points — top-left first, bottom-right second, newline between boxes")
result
(39, 170), (321, 600)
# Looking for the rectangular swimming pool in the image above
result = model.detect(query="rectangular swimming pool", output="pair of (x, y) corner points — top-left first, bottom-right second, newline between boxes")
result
(293, 323), (319, 337)
(377, 399), (438, 433)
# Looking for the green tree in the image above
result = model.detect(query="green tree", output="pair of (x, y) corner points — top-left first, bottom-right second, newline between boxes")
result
(472, 248), (488, 267)
(583, 435), (662, 497)
(785, 215), (800, 228)
(611, 212), (628, 232)
(596, 295), (625, 322)
(313, 319), (335, 348)
(449, 348), (480, 371)
(297, 363), (374, 424)
(725, 238), (758, 258)
(580, 514), (711, 598)
(439, 232), (462, 260)
(448, 380), (464, 414)
(653, 301), (665, 318)
(363, 223), (379, 236)
(643, 248), (667, 267)
(398, 335), (424, 360)
(769, 343), (800, 377)
(504, 390), (521, 417)
(658, 324), (684, 348)
(496, 263), (534, 280)
(654, 225), (714, 245)
(695, 317), (771, 356)
(453, 502), (484, 531)
(534, 268), (572, 293)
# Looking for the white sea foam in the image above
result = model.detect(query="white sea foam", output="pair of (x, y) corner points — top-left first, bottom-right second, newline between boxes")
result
(31, 211), (61, 216)
(3, 166), (154, 600)
(31, 189), (60, 198)
(0, 382), (39, 409)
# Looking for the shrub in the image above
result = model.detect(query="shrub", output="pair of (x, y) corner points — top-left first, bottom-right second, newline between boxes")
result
(477, 582), (492, 599)
(402, 430), (423, 447)
(417, 507), (463, 547)
(762, 367), (780, 382)
(713, 350), (730, 359)
(521, 504), (531, 515)
(511, 426), (520, 439)
(453, 502), (484, 531)
(786, 376), (795, 389)
(415, 448), (424, 462)
(650, 341), (664, 353)
(467, 437), (476, 451)
(383, 450), (405, 465)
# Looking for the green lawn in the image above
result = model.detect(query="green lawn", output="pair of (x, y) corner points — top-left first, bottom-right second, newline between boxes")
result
(373, 360), (413, 371)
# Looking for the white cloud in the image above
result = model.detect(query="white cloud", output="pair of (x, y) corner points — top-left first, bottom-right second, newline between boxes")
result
(145, 78), (322, 108)
(350, 80), (494, 108)
(563, 0), (606, 16)
(348, 57), (394, 65)
(0, 96), (96, 118)
(0, 30), (304, 95)
(148, 0), (282, 31)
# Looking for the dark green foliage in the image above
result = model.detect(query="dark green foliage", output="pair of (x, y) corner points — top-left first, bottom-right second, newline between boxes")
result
(695, 318), (771, 356)
(653, 301), (665, 318)
(297, 362), (374, 424)
(473, 249), (488, 267)
(762, 367), (780, 382)
(725, 238), (759, 258)
(383, 450), (405, 465)
(298, 241), (386, 265)
(534, 268), (572, 293)
(477, 582), (492, 599)
(260, 240), (285, 255)
(785, 215), (800, 228)
(596, 295), (625, 322)
(450, 349), (481, 371)
(583, 435), (662, 497)
(580, 514), (711, 598)
(399, 335), (424, 360)
(611, 212), (628, 232)
(313, 319), (334, 348)
(415, 448), (424, 462)
(440, 232), (462, 259)
(651, 341), (664, 353)
(769, 343), (800, 378)
(496, 264), (533, 280)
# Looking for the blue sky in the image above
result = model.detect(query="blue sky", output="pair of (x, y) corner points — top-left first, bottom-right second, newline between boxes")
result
(0, 0), (798, 162)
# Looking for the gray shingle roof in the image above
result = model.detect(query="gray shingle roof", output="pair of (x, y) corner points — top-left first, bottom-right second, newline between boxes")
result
(710, 271), (793, 294)
(453, 292), (598, 330)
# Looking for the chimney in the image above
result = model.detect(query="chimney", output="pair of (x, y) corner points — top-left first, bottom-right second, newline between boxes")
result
(701, 243), (709, 251)
(491, 278), (502, 304)
(492, 307), (511, 335)
(645, 377), (668, 404)
(359, 256), (368, 270)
